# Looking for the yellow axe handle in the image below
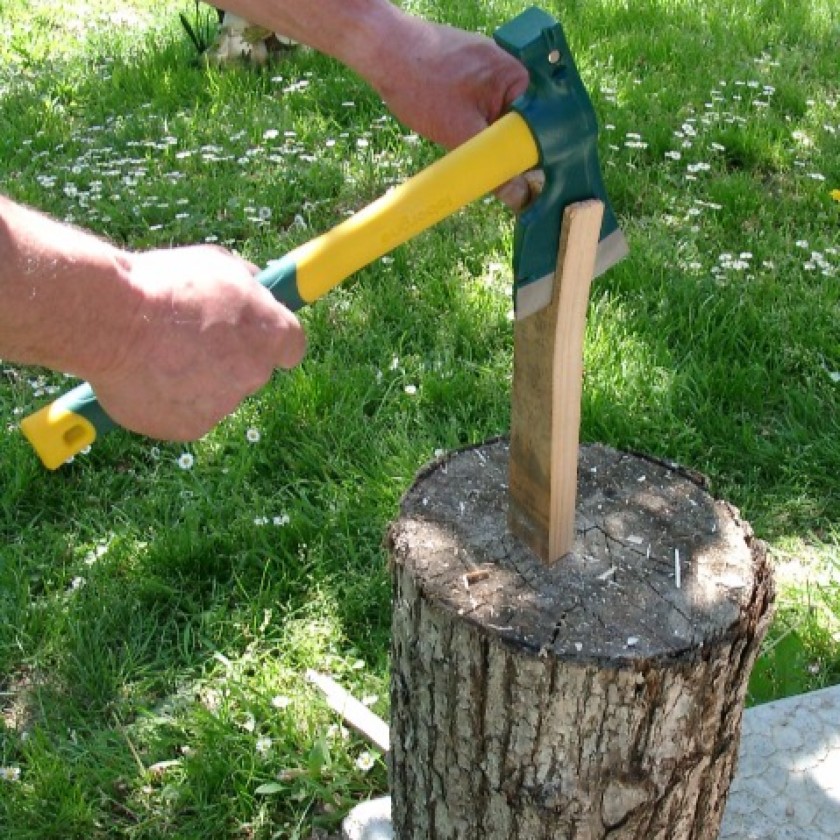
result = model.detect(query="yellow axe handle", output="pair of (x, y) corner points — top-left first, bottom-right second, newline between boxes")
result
(289, 111), (538, 303)
(21, 112), (539, 469)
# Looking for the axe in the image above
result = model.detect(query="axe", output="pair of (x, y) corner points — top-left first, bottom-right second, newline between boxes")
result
(21, 6), (628, 470)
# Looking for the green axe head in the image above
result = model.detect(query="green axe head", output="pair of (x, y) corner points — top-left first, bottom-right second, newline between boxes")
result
(494, 7), (628, 318)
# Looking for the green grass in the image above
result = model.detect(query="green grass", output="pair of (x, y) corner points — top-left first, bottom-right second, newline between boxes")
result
(1, 0), (839, 836)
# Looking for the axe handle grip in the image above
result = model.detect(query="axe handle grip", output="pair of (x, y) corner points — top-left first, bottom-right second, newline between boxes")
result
(264, 111), (538, 305)
(21, 113), (540, 470)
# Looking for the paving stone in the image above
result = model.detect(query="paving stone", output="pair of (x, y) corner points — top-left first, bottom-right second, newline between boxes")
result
(720, 684), (840, 840)
(788, 794), (820, 830)
(342, 796), (393, 840)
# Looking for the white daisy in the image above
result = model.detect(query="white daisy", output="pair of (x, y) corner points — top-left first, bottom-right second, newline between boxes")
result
(355, 752), (375, 773)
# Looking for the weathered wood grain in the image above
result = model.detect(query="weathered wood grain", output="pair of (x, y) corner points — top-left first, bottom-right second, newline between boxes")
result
(389, 440), (774, 839)
(509, 200), (603, 563)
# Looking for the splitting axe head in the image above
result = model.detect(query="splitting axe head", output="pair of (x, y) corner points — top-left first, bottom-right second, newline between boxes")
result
(494, 6), (628, 318)
(20, 6), (627, 470)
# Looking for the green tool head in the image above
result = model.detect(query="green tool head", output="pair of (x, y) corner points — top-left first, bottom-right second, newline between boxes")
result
(494, 7), (627, 317)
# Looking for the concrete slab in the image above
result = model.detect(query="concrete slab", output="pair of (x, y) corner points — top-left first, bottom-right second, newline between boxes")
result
(342, 684), (840, 839)
(719, 684), (840, 839)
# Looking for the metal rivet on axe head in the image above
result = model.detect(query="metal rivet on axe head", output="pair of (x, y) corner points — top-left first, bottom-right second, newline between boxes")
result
(548, 49), (562, 64)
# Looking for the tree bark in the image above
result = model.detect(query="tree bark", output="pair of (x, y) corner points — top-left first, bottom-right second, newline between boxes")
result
(388, 440), (774, 840)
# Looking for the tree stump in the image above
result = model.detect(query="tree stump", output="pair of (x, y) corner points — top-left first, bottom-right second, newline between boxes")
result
(388, 440), (774, 840)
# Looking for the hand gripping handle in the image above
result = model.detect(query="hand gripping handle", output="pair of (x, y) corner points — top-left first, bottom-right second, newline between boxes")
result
(19, 259), (304, 470)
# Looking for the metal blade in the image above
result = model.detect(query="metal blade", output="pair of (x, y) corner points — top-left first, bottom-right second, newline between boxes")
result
(514, 227), (629, 321)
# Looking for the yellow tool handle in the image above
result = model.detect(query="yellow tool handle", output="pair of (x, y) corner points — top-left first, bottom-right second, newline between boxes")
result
(290, 111), (539, 303)
(21, 112), (540, 470)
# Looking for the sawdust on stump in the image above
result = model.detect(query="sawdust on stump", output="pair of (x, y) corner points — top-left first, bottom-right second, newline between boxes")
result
(388, 440), (774, 840)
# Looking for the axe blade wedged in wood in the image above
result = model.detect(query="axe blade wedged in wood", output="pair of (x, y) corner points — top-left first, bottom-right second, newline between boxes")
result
(494, 6), (629, 319)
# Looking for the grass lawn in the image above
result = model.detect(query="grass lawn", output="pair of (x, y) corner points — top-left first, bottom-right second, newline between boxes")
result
(1, 0), (838, 837)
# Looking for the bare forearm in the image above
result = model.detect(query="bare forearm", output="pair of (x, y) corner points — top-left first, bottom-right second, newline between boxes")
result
(219, 0), (528, 154)
(219, 0), (404, 79)
(0, 195), (139, 379)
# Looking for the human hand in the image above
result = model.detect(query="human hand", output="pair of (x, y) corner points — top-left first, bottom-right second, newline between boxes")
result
(219, 2), (535, 208)
(371, 19), (528, 148)
(359, 14), (533, 209)
(89, 245), (306, 441)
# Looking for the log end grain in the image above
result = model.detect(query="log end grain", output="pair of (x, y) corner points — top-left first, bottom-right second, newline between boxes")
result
(389, 440), (773, 664)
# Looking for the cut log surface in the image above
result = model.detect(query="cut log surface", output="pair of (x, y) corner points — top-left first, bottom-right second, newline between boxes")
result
(388, 440), (774, 840)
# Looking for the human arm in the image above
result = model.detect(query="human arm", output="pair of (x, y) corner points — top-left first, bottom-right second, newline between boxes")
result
(0, 195), (305, 441)
(3, 2), (525, 448)
(222, 0), (532, 206)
